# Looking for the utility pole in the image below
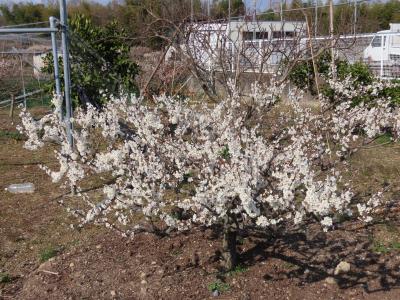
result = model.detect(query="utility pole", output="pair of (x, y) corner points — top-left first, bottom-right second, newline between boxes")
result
(228, 0), (231, 37)
(329, 0), (335, 79)
(191, 0), (193, 23)
(354, 0), (357, 34)
(228, 0), (231, 22)
(253, 0), (257, 40)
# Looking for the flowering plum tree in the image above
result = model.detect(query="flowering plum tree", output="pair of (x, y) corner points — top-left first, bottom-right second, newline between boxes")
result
(18, 78), (400, 270)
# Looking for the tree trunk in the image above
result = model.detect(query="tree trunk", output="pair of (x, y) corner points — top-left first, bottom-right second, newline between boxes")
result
(222, 213), (238, 270)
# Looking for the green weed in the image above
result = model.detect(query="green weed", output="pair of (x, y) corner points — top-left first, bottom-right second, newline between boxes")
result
(283, 262), (297, 270)
(208, 280), (230, 293)
(372, 241), (400, 254)
(0, 273), (12, 283)
(40, 246), (59, 262)
(226, 264), (248, 276)
(0, 130), (24, 141)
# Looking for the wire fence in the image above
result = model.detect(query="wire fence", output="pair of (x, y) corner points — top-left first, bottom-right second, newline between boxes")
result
(0, 30), (58, 109)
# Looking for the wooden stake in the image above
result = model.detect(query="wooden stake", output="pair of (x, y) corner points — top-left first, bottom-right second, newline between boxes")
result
(304, 13), (320, 97)
(9, 94), (15, 122)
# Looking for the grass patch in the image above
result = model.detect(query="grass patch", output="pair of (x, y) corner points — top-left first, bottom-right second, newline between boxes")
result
(0, 130), (24, 141)
(372, 241), (400, 254)
(226, 264), (248, 276)
(39, 246), (59, 262)
(372, 241), (391, 254)
(0, 273), (12, 284)
(375, 133), (393, 145)
(283, 262), (297, 270)
(208, 280), (230, 293)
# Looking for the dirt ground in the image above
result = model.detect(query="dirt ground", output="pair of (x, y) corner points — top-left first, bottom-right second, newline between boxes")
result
(2, 107), (400, 300)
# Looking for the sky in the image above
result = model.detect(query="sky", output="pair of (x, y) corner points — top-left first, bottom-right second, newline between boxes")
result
(0, 0), (269, 11)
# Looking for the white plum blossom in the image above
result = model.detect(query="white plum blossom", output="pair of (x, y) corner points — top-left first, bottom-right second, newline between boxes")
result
(17, 80), (399, 240)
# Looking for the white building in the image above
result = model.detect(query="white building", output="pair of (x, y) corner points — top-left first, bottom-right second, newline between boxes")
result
(183, 20), (306, 72)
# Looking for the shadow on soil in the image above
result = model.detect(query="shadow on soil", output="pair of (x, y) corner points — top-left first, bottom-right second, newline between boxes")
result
(238, 221), (400, 294)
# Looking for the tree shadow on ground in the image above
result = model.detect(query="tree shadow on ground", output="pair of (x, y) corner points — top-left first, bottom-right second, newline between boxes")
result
(240, 220), (400, 294)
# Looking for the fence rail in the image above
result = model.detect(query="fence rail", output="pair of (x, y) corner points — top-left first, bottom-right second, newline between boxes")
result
(0, 89), (43, 108)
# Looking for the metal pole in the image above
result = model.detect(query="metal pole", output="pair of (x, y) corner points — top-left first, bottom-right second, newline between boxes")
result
(0, 28), (58, 34)
(19, 55), (27, 108)
(380, 33), (384, 78)
(59, 0), (73, 147)
(329, 0), (335, 79)
(50, 16), (62, 121)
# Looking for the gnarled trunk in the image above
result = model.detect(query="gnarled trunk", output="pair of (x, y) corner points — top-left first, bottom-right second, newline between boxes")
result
(222, 212), (238, 270)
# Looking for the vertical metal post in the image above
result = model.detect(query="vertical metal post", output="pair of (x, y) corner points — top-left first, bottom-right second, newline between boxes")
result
(50, 16), (62, 121)
(380, 33), (384, 78)
(19, 55), (27, 108)
(59, 0), (73, 147)
(329, 0), (335, 79)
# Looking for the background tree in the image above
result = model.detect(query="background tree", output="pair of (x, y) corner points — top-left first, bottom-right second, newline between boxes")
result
(42, 14), (139, 108)
(212, 0), (245, 19)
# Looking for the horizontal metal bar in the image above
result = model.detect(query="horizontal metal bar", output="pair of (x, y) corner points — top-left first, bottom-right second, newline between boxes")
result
(0, 90), (43, 105)
(0, 28), (57, 34)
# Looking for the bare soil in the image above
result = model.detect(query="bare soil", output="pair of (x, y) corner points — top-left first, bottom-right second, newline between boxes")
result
(2, 107), (400, 300)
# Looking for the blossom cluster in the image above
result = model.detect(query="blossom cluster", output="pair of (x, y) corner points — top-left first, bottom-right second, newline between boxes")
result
(17, 79), (400, 235)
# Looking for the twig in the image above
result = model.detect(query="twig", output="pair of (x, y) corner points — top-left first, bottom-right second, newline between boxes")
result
(39, 270), (59, 276)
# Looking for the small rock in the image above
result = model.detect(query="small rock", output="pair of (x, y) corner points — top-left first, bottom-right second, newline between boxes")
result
(96, 245), (102, 249)
(110, 290), (116, 297)
(334, 261), (351, 275)
(141, 279), (148, 285)
(325, 277), (337, 285)
(69, 263), (74, 268)
(139, 271), (147, 279)
(212, 290), (220, 297)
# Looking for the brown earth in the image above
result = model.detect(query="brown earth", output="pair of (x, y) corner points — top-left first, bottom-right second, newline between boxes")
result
(2, 107), (400, 300)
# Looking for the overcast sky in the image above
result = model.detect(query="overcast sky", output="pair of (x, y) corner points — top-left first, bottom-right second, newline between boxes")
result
(1, 0), (269, 11)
